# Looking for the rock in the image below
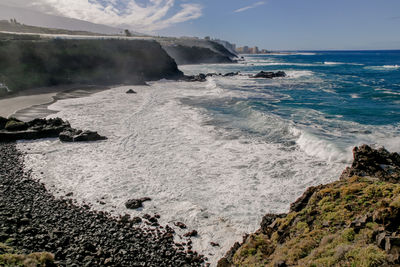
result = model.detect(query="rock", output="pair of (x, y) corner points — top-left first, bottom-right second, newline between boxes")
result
(252, 71), (286, 79)
(131, 217), (142, 224)
(125, 197), (152, 210)
(126, 89), (137, 94)
(340, 145), (400, 182)
(223, 72), (239, 77)
(5, 119), (28, 131)
(183, 230), (198, 237)
(174, 222), (187, 229)
(0, 117), (105, 143)
(183, 74), (207, 82)
(73, 130), (107, 142)
(59, 129), (107, 142)
(0, 116), (9, 129)
(217, 242), (241, 267)
(260, 214), (287, 234)
(210, 242), (220, 247)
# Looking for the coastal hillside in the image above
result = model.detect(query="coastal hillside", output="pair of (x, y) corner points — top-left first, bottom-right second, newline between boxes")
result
(0, 19), (104, 36)
(0, 37), (183, 94)
(158, 37), (237, 65)
(219, 145), (400, 267)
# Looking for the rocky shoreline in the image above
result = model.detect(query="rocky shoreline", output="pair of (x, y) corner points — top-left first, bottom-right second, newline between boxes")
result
(0, 142), (205, 266)
(218, 145), (400, 266)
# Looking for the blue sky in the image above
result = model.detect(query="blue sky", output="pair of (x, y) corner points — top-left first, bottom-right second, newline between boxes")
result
(3, 0), (400, 50)
(160, 0), (400, 50)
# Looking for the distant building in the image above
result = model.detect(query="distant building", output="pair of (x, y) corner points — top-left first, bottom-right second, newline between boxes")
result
(236, 45), (269, 54)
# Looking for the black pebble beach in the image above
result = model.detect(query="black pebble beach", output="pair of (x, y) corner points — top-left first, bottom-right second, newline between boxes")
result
(0, 142), (204, 266)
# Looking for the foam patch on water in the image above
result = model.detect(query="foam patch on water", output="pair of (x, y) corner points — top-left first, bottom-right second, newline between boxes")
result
(285, 70), (315, 78)
(365, 65), (400, 71)
(18, 82), (347, 265)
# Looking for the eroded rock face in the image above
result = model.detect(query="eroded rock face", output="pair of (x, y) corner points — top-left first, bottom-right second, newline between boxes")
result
(340, 144), (400, 182)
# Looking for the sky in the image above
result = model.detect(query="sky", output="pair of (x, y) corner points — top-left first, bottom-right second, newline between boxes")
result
(1, 0), (400, 50)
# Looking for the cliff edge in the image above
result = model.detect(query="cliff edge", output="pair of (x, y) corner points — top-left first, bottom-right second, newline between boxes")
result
(219, 145), (400, 267)
(0, 37), (183, 95)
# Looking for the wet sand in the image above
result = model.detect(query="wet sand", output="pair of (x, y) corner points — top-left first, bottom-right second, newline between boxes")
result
(0, 85), (109, 121)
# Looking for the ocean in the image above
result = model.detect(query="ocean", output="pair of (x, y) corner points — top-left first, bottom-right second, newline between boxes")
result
(17, 50), (400, 264)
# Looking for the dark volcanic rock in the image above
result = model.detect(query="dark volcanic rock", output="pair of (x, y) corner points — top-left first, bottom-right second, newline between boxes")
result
(223, 72), (239, 77)
(0, 143), (204, 266)
(340, 144), (400, 182)
(184, 230), (198, 237)
(126, 89), (137, 94)
(60, 129), (107, 142)
(252, 71), (286, 79)
(5, 119), (28, 131)
(183, 73), (207, 82)
(260, 213), (287, 234)
(174, 222), (187, 229)
(125, 197), (152, 210)
(0, 117), (71, 142)
(0, 116), (8, 129)
(0, 117), (106, 143)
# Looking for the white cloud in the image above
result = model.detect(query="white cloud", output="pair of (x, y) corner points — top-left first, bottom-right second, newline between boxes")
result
(23, 0), (202, 32)
(234, 1), (266, 13)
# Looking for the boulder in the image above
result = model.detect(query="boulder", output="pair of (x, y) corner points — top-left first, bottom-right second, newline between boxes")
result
(174, 222), (187, 229)
(125, 197), (152, 210)
(5, 119), (28, 131)
(59, 129), (106, 142)
(183, 230), (198, 237)
(223, 72), (239, 77)
(73, 130), (107, 142)
(126, 89), (137, 94)
(252, 71), (286, 79)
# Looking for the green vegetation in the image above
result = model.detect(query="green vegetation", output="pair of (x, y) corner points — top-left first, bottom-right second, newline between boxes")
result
(229, 176), (400, 266)
(0, 243), (55, 267)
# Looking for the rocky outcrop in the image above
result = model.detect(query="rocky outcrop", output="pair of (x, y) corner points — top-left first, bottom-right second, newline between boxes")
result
(219, 145), (400, 266)
(341, 144), (400, 183)
(0, 39), (183, 93)
(0, 117), (106, 142)
(252, 71), (286, 79)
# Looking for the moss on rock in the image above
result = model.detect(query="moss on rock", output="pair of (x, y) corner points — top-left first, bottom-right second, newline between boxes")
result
(225, 176), (400, 266)
(0, 243), (55, 267)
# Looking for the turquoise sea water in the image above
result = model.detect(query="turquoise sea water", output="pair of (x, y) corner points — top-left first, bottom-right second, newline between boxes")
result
(181, 50), (400, 162)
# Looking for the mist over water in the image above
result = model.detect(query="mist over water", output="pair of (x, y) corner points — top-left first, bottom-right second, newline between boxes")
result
(18, 50), (400, 265)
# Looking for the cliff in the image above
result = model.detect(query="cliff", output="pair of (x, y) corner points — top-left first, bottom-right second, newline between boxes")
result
(158, 37), (237, 65)
(219, 145), (400, 267)
(0, 37), (183, 94)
